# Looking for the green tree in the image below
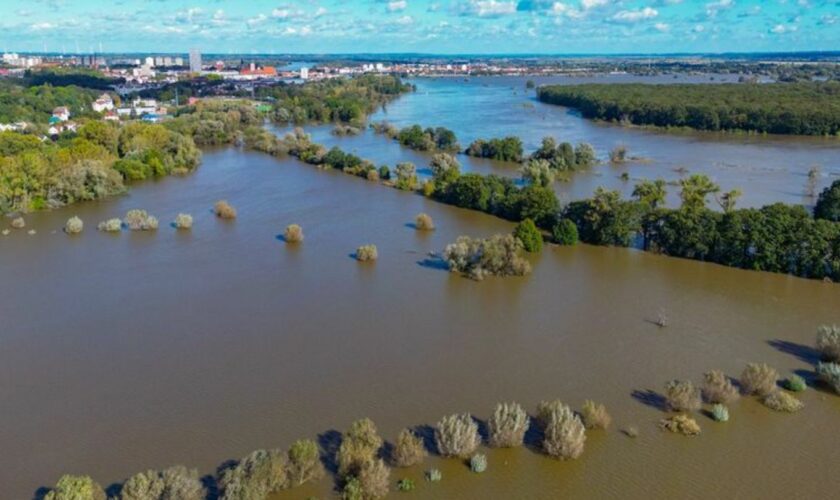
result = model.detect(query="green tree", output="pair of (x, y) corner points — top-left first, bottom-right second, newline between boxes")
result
(632, 179), (667, 209)
(815, 180), (840, 222)
(679, 174), (720, 212)
(514, 218), (543, 252)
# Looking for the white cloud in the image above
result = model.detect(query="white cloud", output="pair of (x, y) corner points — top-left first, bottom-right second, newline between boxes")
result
(463, 0), (517, 17)
(31, 22), (55, 30)
(612, 7), (658, 23)
(395, 15), (414, 25)
(705, 0), (733, 17)
(388, 1), (408, 12)
(654, 22), (670, 31)
(770, 24), (797, 34)
(247, 14), (267, 27)
(581, 0), (608, 9)
(314, 7), (327, 17)
(550, 2), (583, 18)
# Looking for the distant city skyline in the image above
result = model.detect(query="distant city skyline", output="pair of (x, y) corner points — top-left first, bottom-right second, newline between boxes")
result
(2, 0), (838, 55)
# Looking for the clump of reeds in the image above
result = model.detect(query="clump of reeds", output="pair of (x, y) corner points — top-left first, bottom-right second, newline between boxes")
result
(711, 404), (729, 422)
(98, 218), (122, 232)
(356, 244), (378, 262)
(761, 390), (804, 412)
(701, 370), (740, 404)
(124, 209), (158, 231)
(174, 213), (193, 230)
(469, 454), (487, 473)
(391, 429), (427, 467)
(659, 414), (701, 436)
(284, 224), (303, 243)
(435, 413), (480, 459)
(740, 363), (778, 396)
(64, 216), (83, 234)
(415, 213), (435, 231)
(580, 400), (611, 430)
(665, 380), (701, 412)
(214, 200), (237, 219)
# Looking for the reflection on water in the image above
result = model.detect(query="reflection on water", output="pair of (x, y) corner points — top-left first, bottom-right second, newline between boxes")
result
(281, 74), (839, 210)
(0, 149), (838, 499)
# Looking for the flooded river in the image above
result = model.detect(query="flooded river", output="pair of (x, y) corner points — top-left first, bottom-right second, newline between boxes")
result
(1, 146), (839, 499)
(294, 75), (840, 209)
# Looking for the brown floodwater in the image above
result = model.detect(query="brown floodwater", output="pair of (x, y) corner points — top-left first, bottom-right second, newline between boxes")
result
(1, 148), (839, 499)
(286, 75), (840, 210)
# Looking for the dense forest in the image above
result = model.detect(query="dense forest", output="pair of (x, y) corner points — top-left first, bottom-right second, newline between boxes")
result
(0, 81), (103, 125)
(537, 82), (840, 136)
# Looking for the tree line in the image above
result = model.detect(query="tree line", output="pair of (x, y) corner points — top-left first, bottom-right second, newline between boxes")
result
(537, 82), (840, 136)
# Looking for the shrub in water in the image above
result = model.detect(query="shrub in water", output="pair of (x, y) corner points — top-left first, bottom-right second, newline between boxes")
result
(366, 169), (380, 182)
(44, 475), (106, 500)
(338, 418), (384, 478)
(392, 428), (427, 467)
(762, 390), (804, 412)
(540, 402), (586, 460)
(816, 324), (840, 362)
(665, 380), (701, 412)
(609, 145), (628, 163)
(124, 210), (158, 231)
(10, 216), (25, 229)
(214, 200), (237, 219)
(355, 458), (390, 500)
(488, 401), (529, 448)
(816, 362), (840, 394)
(552, 219), (579, 245)
(659, 414), (701, 436)
(435, 413), (480, 459)
(580, 400), (611, 430)
(219, 449), (289, 500)
(284, 224), (303, 243)
(415, 213), (435, 231)
(711, 404), (729, 423)
(469, 454), (487, 473)
(783, 374), (807, 392)
(513, 218), (543, 253)
(65, 216), (84, 234)
(356, 244), (378, 262)
(98, 218), (122, 232)
(287, 439), (324, 486)
(443, 234), (531, 280)
(342, 477), (363, 500)
(121, 465), (204, 500)
(426, 469), (442, 482)
(174, 213), (193, 230)
(740, 363), (778, 396)
(701, 370), (740, 404)
(397, 478), (415, 492)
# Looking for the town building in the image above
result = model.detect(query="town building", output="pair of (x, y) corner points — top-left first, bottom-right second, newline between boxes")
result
(52, 107), (70, 122)
(189, 49), (202, 73)
(92, 94), (114, 113)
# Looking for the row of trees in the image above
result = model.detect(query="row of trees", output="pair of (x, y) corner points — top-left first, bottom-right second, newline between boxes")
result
(537, 82), (840, 136)
(465, 136), (524, 162)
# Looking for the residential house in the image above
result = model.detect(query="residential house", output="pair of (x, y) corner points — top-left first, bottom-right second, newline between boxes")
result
(92, 94), (114, 113)
(52, 107), (70, 122)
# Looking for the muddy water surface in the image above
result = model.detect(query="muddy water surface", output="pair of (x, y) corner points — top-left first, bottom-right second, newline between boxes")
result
(1, 148), (839, 498)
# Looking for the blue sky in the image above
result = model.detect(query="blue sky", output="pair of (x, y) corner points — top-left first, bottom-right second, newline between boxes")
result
(2, 0), (838, 54)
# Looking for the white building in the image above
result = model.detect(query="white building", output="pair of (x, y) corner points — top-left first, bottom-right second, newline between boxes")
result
(92, 94), (114, 113)
(300, 67), (309, 80)
(189, 48), (202, 72)
(52, 107), (70, 122)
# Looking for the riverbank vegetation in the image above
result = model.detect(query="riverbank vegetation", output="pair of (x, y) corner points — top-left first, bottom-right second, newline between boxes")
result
(465, 137), (523, 162)
(537, 82), (840, 136)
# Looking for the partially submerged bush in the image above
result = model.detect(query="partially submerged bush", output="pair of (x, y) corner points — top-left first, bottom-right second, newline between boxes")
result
(174, 213), (193, 230)
(783, 374), (807, 392)
(287, 439), (324, 486)
(44, 475), (106, 500)
(338, 418), (384, 478)
(469, 454), (487, 473)
(353, 459), (390, 500)
(435, 413), (480, 459)
(711, 404), (729, 422)
(124, 209), (159, 231)
(415, 213), (435, 231)
(665, 380), (701, 412)
(426, 469), (442, 482)
(214, 200), (237, 219)
(356, 244), (378, 262)
(397, 478), (415, 492)
(10, 216), (25, 229)
(816, 324), (840, 362)
(740, 363), (778, 396)
(443, 234), (531, 280)
(762, 390), (804, 412)
(609, 145), (628, 163)
(65, 216), (84, 234)
(98, 218), (122, 232)
(580, 400), (611, 430)
(219, 449), (289, 500)
(488, 402), (529, 448)
(513, 218), (543, 253)
(284, 224), (304, 243)
(540, 402), (586, 460)
(121, 466), (204, 500)
(392, 428), (427, 467)
(659, 414), (701, 436)
(552, 219), (579, 245)
(702, 370), (740, 404)
(816, 362), (840, 394)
